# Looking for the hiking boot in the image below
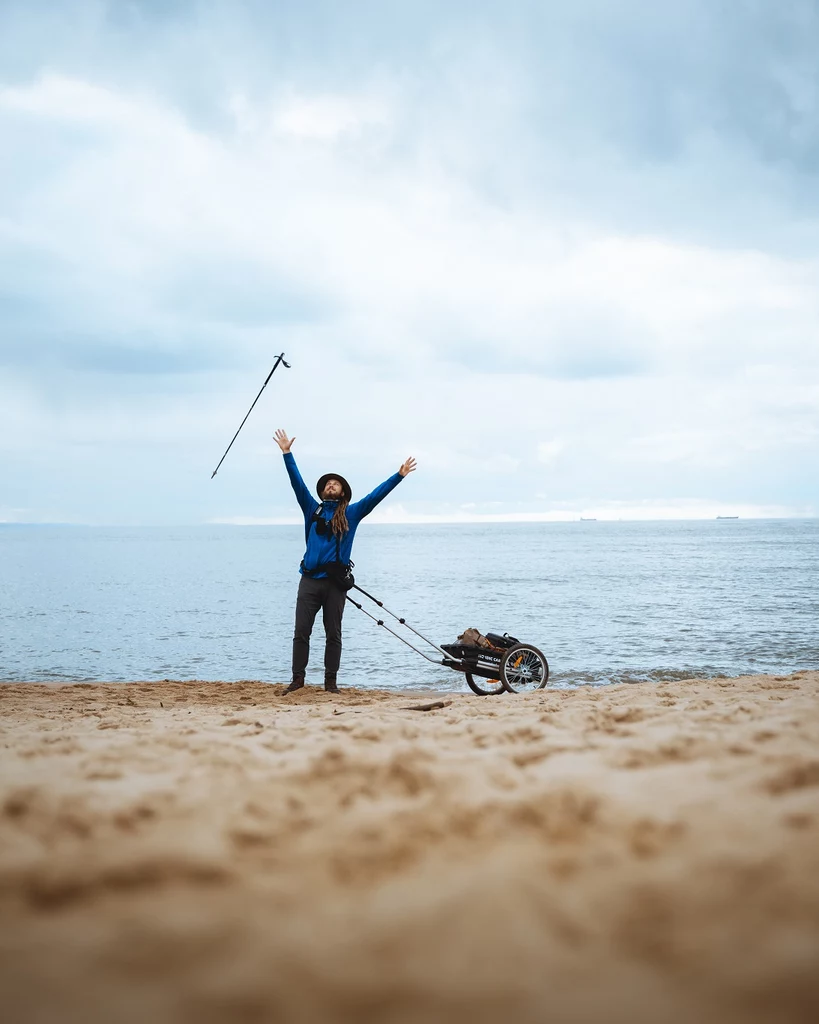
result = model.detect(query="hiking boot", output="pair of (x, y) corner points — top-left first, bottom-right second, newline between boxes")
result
(284, 676), (304, 694)
(324, 675), (339, 694)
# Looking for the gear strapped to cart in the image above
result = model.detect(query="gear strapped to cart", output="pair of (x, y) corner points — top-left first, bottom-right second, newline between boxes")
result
(346, 584), (549, 696)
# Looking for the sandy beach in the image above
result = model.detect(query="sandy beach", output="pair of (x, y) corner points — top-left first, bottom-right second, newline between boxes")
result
(1, 672), (818, 1023)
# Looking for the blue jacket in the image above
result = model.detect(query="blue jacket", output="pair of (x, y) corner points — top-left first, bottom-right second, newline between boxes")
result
(283, 452), (403, 576)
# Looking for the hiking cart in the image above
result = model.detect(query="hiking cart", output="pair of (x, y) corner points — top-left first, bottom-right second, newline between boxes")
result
(346, 585), (549, 696)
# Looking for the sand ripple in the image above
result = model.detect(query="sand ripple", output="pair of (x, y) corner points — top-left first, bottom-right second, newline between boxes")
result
(1, 672), (818, 1023)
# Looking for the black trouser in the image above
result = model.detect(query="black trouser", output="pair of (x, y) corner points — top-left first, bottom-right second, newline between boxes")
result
(292, 575), (346, 680)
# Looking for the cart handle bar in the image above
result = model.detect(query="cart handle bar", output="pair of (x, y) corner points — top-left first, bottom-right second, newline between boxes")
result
(347, 585), (463, 667)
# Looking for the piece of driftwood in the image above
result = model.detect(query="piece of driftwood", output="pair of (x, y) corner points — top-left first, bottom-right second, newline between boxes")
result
(402, 700), (452, 712)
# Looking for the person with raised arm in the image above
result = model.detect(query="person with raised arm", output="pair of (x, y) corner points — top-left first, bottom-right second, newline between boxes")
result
(274, 429), (416, 693)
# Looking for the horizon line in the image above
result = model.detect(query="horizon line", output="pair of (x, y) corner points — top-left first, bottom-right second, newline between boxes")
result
(2, 514), (817, 528)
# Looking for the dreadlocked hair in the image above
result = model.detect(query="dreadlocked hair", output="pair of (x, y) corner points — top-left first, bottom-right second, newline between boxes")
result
(331, 499), (349, 537)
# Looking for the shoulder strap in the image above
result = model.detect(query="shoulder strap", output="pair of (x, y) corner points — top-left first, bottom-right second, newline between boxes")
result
(306, 503), (322, 545)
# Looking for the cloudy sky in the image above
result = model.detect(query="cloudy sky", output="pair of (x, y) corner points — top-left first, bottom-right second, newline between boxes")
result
(1, 0), (817, 525)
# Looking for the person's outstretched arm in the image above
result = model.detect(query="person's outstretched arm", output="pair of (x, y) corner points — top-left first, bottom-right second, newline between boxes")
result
(274, 429), (316, 517)
(349, 457), (417, 521)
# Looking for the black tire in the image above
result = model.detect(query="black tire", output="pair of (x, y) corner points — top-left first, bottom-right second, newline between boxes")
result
(464, 672), (505, 697)
(499, 643), (549, 694)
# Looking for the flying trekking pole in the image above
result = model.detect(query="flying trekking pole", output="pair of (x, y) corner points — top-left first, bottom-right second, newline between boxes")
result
(210, 353), (291, 479)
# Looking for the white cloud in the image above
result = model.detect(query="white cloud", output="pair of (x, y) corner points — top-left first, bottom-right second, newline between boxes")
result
(4, 72), (818, 385)
(537, 439), (564, 463)
(0, 73), (134, 122)
(274, 93), (390, 140)
(0, 7), (818, 525)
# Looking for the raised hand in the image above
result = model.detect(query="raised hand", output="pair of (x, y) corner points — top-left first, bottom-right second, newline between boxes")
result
(399, 456), (417, 478)
(274, 429), (296, 453)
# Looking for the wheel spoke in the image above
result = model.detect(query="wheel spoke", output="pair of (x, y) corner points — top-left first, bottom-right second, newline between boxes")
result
(465, 672), (505, 697)
(503, 646), (547, 693)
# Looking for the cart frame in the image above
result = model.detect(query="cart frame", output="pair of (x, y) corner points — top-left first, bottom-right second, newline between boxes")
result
(346, 584), (549, 696)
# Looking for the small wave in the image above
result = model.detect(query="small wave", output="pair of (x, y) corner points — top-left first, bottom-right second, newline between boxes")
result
(550, 666), (730, 688)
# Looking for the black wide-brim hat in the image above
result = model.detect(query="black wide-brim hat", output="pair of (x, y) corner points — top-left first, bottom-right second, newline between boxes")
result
(316, 473), (352, 502)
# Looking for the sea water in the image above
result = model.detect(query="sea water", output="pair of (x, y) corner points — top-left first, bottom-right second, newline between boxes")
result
(1, 520), (817, 691)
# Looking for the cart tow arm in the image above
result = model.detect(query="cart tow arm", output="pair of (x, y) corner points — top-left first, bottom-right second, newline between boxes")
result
(346, 586), (464, 667)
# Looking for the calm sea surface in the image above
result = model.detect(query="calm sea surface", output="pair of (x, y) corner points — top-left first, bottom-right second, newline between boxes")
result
(1, 521), (817, 691)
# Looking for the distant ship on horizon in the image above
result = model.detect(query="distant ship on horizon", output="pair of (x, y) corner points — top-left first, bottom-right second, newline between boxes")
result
(716, 516), (739, 520)
(579, 517), (597, 521)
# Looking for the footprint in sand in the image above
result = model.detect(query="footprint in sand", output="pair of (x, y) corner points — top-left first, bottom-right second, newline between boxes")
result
(762, 760), (819, 796)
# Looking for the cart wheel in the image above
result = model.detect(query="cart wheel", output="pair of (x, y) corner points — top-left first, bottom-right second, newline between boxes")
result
(464, 673), (505, 697)
(500, 644), (549, 694)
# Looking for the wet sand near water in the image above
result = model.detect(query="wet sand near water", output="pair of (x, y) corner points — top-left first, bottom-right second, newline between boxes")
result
(1, 672), (818, 1023)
